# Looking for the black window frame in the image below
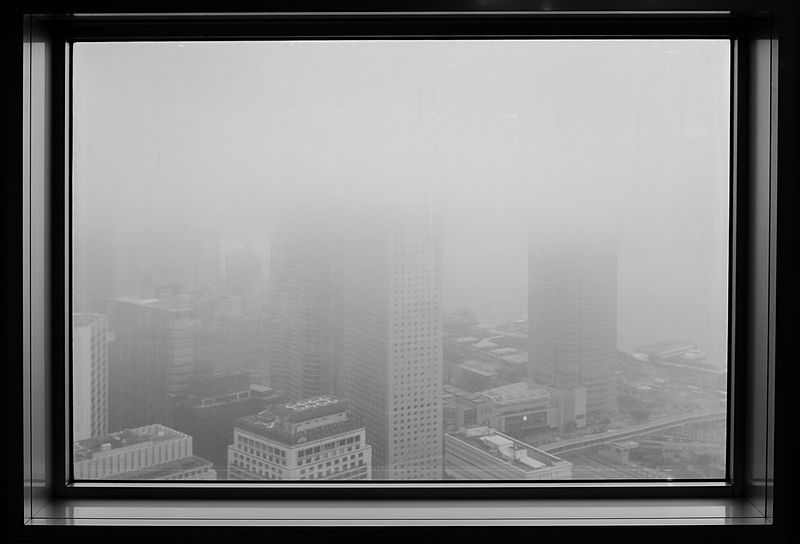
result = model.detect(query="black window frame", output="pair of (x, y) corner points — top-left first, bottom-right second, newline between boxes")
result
(9, 1), (798, 540)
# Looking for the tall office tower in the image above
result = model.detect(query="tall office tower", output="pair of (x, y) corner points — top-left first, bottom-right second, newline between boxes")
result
(224, 246), (262, 315)
(266, 222), (339, 401)
(108, 296), (199, 431)
(528, 233), (618, 415)
(340, 201), (444, 480)
(227, 396), (371, 481)
(73, 424), (216, 480)
(72, 313), (109, 441)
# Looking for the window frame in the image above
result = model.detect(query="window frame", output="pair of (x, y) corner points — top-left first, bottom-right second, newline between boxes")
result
(11, 1), (797, 539)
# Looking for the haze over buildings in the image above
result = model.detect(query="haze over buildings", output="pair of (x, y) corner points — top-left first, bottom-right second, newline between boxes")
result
(528, 229), (618, 414)
(71, 40), (731, 481)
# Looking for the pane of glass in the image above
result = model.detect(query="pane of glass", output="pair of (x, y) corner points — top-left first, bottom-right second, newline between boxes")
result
(71, 40), (730, 482)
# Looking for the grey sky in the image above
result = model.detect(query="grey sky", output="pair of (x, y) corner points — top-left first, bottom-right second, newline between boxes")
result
(72, 39), (730, 362)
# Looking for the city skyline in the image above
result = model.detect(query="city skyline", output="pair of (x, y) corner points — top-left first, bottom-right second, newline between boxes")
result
(70, 39), (730, 481)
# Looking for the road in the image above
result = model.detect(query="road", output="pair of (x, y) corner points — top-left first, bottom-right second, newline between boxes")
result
(538, 410), (726, 455)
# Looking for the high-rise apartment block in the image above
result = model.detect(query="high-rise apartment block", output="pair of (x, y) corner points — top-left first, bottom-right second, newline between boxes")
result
(227, 396), (371, 481)
(528, 236), (618, 414)
(72, 313), (109, 441)
(340, 203), (444, 480)
(73, 424), (216, 480)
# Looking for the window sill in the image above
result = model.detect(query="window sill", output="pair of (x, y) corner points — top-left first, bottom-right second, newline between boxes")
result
(29, 497), (767, 526)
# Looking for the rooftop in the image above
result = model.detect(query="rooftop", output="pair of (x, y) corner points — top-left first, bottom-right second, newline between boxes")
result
(277, 396), (347, 421)
(458, 359), (500, 377)
(72, 313), (107, 327)
(102, 455), (215, 481)
(74, 424), (186, 462)
(635, 339), (697, 358)
(115, 295), (193, 312)
(187, 370), (251, 400)
(480, 381), (552, 406)
(447, 427), (569, 473)
(472, 338), (499, 349)
(443, 384), (487, 405)
(500, 353), (529, 365)
(490, 347), (519, 356)
(236, 396), (360, 446)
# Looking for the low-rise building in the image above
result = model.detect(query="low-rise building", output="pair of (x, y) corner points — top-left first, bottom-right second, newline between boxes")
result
(443, 381), (587, 434)
(444, 426), (572, 480)
(227, 396), (371, 481)
(598, 440), (640, 465)
(73, 423), (216, 480)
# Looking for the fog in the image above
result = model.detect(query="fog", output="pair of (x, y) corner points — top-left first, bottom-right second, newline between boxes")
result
(72, 39), (730, 362)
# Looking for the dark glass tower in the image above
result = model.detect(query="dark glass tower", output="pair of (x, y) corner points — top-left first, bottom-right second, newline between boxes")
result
(528, 234), (618, 415)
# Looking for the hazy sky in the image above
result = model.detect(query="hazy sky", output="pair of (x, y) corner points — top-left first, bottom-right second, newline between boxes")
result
(73, 40), (730, 362)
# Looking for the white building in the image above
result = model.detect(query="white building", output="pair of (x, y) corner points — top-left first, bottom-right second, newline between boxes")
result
(72, 313), (109, 441)
(73, 423), (216, 480)
(444, 426), (573, 480)
(340, 202), (444, 480)
(227, 396), (371, 481)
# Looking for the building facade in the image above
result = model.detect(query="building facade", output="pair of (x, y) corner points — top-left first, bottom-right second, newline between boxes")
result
(73, 423), (216, 480)
(340, 203), (444, 480)
(72, 313), (109, 441)
(227, 396), (371, 481)
(266, 222), (339, 401)
(443, 381), (587, 435)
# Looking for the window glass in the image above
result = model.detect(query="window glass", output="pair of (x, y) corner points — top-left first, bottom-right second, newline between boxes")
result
(71, 40), (730, 481)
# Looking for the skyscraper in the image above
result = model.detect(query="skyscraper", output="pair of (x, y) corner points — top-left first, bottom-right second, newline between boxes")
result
(266, 221), (339, 401)
(224, 245), (262, 315)
(72, 313), (109, 441)
(528, 234), (618, 415)
(108, 296), (200, 431)
(340, 201), (444, 480)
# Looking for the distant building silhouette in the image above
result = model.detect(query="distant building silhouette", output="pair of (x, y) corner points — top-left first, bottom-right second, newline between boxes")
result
(528, 234), (618, 414)
(72, 313), (109, 441)
(108, 296), (200, 431)
(266, 222), (339, 401)
(171, 371), (284, 472)
(224, 246), (262, 315)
